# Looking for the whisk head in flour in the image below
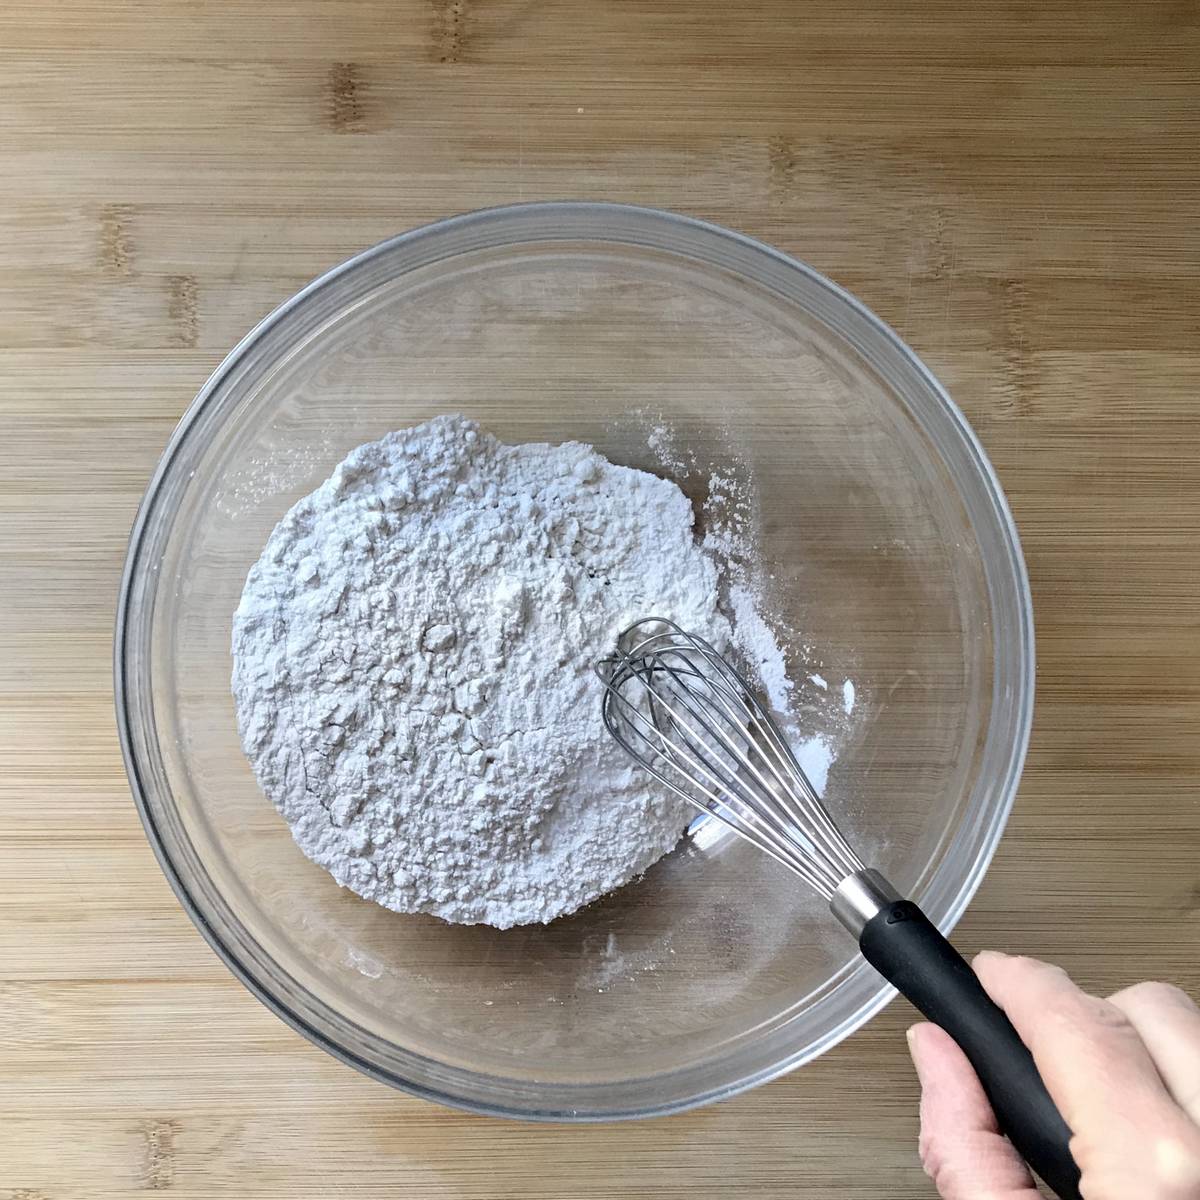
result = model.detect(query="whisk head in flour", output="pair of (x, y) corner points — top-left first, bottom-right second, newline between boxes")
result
(595, 618), (864, 900)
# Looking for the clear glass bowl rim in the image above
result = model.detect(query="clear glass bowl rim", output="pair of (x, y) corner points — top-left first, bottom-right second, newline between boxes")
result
(114, 200), (1035, 1120)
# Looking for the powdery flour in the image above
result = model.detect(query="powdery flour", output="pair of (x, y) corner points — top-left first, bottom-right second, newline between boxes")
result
(233, 415), (762, 928)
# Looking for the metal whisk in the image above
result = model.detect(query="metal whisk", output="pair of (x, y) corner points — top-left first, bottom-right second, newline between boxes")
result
(597, 618), (1081, 1200)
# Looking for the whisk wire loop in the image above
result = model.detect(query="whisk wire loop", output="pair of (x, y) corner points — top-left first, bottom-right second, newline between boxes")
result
(597, 618), (864, 899)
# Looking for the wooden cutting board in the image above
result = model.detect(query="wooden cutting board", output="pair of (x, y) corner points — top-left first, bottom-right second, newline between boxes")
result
(1, 2), (1197, 1196)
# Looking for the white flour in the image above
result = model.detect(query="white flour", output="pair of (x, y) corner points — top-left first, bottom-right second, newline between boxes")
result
(233, 415), (852, 929)
(233, 415), (750, 927)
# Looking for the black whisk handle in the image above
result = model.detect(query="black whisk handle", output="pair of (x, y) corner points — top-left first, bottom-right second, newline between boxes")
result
(859, 901), (1081, 1200)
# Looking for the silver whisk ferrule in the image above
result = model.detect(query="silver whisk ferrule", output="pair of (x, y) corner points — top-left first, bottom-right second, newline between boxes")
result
(596, 617), (867, 903)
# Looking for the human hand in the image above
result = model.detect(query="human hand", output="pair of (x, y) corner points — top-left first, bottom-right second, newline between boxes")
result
(907, 952), (1200, 1199)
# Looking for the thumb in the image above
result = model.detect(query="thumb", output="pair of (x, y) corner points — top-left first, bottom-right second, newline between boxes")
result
(907, 1022), (1043, 1200)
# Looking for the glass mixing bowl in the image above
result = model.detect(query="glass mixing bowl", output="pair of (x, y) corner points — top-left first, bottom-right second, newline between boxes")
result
(116, 202), (1033, 1118)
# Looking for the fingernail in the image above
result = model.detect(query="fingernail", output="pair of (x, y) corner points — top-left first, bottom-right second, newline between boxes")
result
(905, 1024), (921, 1058)
(905, 1025), (930, 1083)
(973, 949), (1006, 966)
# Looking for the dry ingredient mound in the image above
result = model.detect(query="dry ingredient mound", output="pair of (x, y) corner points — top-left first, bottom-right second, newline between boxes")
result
(233, 414), (745, 928)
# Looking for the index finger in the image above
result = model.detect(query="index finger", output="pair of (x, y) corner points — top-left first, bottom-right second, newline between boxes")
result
(1108, 981), (1200, 1124)
(972, 951), (1182, 1136)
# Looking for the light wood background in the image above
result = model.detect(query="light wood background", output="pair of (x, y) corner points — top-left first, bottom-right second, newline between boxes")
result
(2, 2), (1198, 1197)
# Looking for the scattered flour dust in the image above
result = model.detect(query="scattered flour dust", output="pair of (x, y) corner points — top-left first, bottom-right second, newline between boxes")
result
(657, 426), (855, 805)
(233, 414), (854, 930)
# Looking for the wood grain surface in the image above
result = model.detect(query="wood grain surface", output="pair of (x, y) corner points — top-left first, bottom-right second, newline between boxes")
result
(2, 2), (1199, 1196)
